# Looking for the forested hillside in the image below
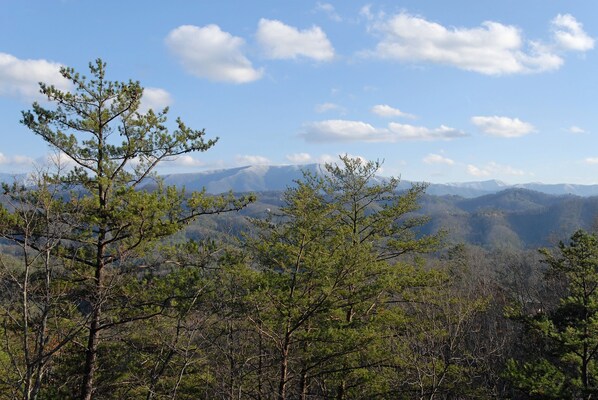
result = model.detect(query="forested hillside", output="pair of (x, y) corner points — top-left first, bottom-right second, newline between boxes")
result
(182, 187), (598, 250)
(2, 61), (598, 400)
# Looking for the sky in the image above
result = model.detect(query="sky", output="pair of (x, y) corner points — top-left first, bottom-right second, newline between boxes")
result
(1, 1), (598, 184)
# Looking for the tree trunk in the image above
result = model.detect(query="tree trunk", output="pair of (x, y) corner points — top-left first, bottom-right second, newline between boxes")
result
(299, 370), (308, 400)
(278, 331), (291, 400)
(80, 236), (106, 400)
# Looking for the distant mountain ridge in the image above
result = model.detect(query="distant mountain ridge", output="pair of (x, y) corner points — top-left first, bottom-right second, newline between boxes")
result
(3, 165), (598, 248)
(142, 164), (598, 198)
(4, 165), (598, 198)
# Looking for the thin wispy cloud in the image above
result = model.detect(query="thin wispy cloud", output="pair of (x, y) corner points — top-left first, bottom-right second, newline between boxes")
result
(371, 104), (416, 119)
(315, 2), (341, 22)
(168, 155), (205, 167)
(165, 24), (263, 83)
(568, 125), (587, 134)
(467, 164), (491, 177)
(423, 153), (454, 165)
(236, 155), (271, 165)
(388, 122), (467, 141)
(286, 153), (312, 163)
(301, 119), (466, 143)
(467, 161), (525, 177)
(315, 102), (345, 113)
(256, 19), (335, 61)
(0, 152), (35, 166)
(471, 116), (535, 138)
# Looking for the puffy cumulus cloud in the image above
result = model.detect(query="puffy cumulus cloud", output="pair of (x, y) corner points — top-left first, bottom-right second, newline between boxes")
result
(236, 155), (271, 165)
(256, 19), (335, 61)
(371, 104), (416, 119)
(471, 116), (535, 138)
(315, 2), (341, 22)
(139, 87), (172, 113)
(301, 119), (466, 142)
(315, 102), (345, 113)
(286, 153), (312, 163)
(467, 161), (525, 177)
(0, 53), (71, 101)
(165, 24), (263, 83)
(569, 125), (587, 134)
(552, 14), (594, 51)
(364, 12), (595, 75)
(423, 153), (454, 165)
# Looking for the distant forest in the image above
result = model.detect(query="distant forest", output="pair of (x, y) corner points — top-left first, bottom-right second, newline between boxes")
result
(186, 186), (598, 251)
(2, 60), (598, 400)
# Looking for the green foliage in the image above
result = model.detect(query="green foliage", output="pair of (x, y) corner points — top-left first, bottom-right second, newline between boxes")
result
(0, 59), (253, 399)
(506, 358), (566, 399)
(0, 58), (530, 399)
(242, 156), (446, 399)
(507, 230), (598, 399)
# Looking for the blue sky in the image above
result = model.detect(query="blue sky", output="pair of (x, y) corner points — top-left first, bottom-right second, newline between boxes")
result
(1, 1), (598, 184)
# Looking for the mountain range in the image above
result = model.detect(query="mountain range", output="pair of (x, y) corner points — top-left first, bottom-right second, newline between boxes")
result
(4, 165), (598, 198)
(147, 164), (598, 198)
(4, 164), (598, 249)
(142, 164), (598, 249)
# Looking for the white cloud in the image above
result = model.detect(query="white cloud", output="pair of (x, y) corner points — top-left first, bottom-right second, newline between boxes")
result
(552, 14), (594, 51)
(301, 119), (466, 142)
(388, 122), (467, 141)
(0, 53), (71, 101)
(165, 24), (263, 83)
(371, 104), (416, 119)
(169, 155), (204, 167)
(256, 19), (335, 61)
(467, 164), (491, 177)
(315, 2), (341, 22)
(37, 151), (76, 170)
(286, 153), (312, 163)
(359, 5), (374, 21)
(303, 120), (378, 142)
(471, 116), (535, 138)
(316, 154), (337, 164)
(315, 102), (344, 113)
(467, 161), (525, 177)
(236, 155), (270, 165)
(364, 13), (593, 75)
(0, 152), (34, 166)
(569, 125), (586, 134)
(584, 157), (598, 165)
(423, 153), (454, 165)
(139, 87), (172, 113)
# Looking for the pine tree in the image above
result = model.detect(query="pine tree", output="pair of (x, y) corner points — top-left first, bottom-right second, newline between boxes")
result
(507, 230), (598, 399)
(3, 59), (253, 399)
(245, 156), (440, 399)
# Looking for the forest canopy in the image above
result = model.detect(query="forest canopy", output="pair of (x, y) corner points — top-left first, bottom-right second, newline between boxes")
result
(0, 60), (595, 400)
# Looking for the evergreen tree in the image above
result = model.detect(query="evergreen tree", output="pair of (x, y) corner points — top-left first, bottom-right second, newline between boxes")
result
(507, 230), (598, 399)
(0, 59), (253, 399)
(243, 156), (440, 399)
